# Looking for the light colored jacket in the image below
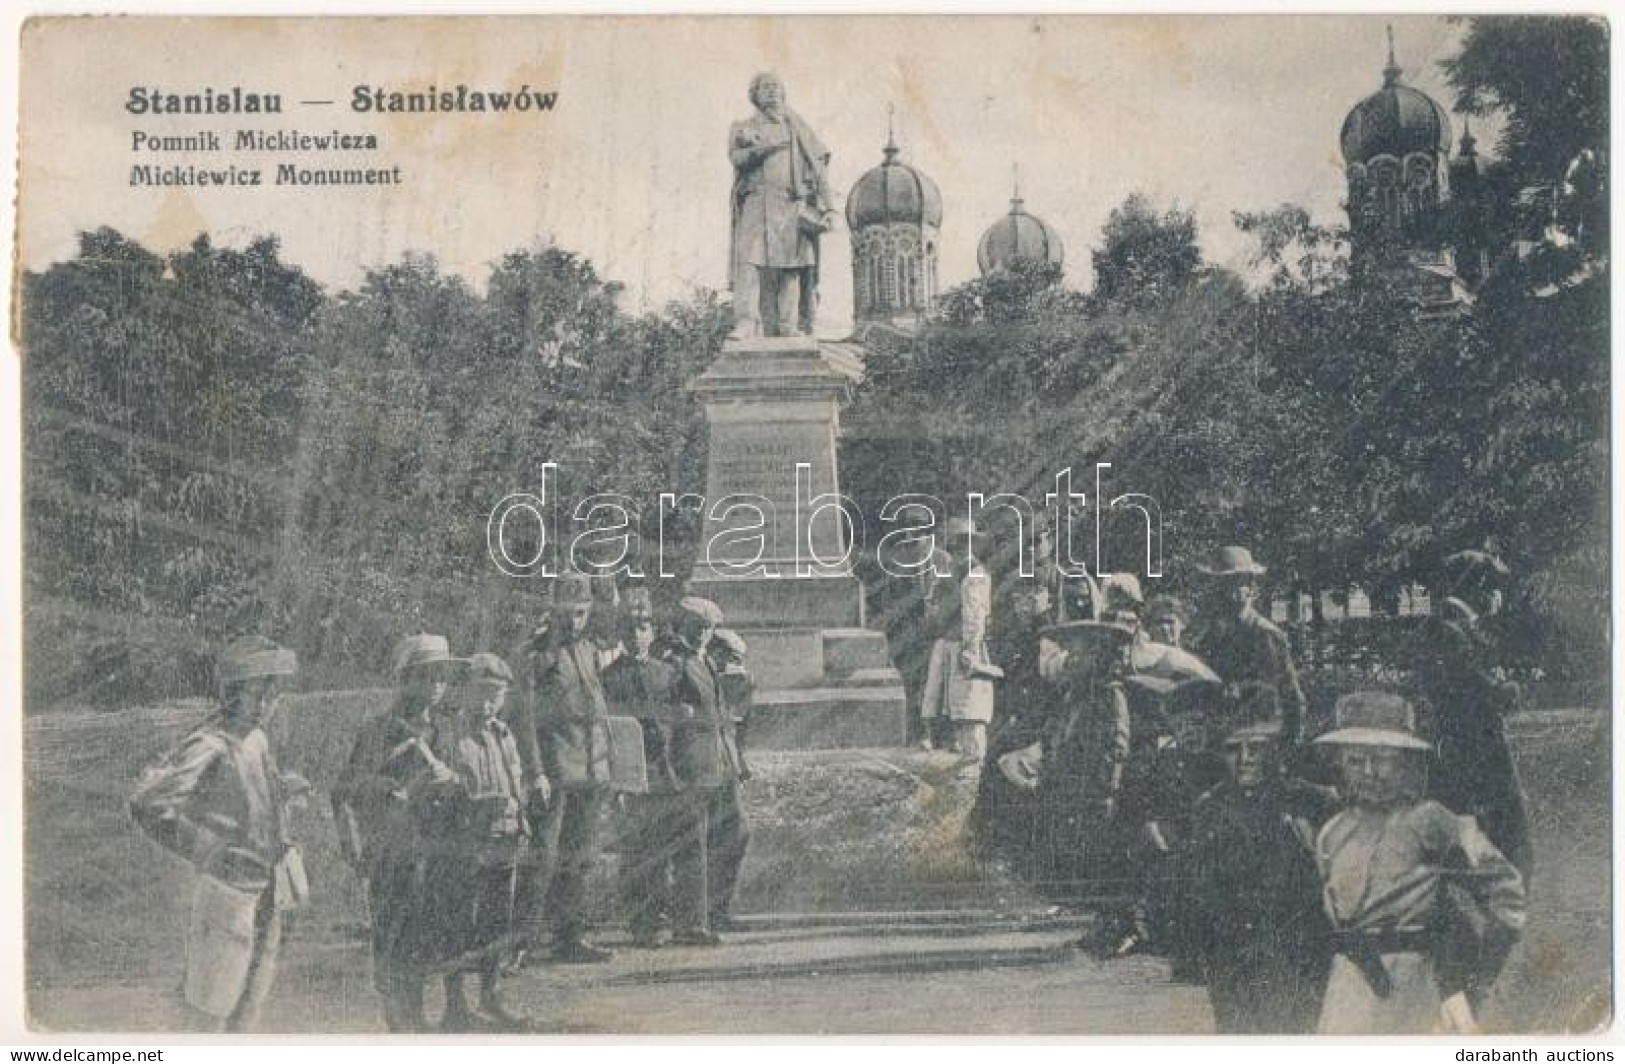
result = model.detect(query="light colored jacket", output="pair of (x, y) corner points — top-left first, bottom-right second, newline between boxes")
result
(1315, 800), (1525, 1033)
(921, 563), (995, 723)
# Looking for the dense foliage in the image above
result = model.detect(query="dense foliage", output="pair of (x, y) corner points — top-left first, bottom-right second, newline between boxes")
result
(22, 16), (1607, 707)
(24, 236), (727, 705)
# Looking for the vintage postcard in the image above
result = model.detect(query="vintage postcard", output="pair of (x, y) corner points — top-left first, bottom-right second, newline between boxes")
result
(13, 14), (1611, 1037)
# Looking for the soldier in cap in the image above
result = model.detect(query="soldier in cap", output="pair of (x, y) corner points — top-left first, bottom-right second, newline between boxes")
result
(1145, 595), (1191, 651)
(510, 572), (617, 964)
(703, 627), (754, 932)
(1311, 693), (1526, 1034)
(660, 595), (738, 945)
(331, 632), (465, 1031)
(1179, 716), (1339, 1032)
(1189, 546), (1307, 746)
(130, 636), (305, 1032)
(606, 593), (685, 947)
(433, 652), (531, 1031)
(1413, 549), (1531, 880)
(920, 517), (997, 758)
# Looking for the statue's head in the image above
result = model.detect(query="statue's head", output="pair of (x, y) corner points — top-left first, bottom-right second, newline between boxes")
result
(749, 72), (785, 112)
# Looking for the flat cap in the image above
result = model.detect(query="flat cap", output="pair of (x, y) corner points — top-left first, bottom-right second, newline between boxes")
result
(1101, 572), (1144, 607)
(218, 636), (298, 685)
(678, 596), (724, 625)
(390, 633), (461, 675)
(712, 628), (749, 659)
(466, 652), (514, 684)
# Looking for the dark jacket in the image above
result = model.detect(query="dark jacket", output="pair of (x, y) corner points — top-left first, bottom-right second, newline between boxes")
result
(514, 631), (613, 789)
(666, 639), (741, 788)
(332, 705), (451, 868)
(1182, 778), (1340, 1033)
(1191, 608), (1306, 744)
(603, 651), (680, 792)
(1412, 596), (1531, 879)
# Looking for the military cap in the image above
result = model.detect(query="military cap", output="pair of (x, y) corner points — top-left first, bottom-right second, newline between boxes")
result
(1145, 595), (1189, 625)
(466, 652), (514, 685)
(551, 572), (595, 607)
(1313, 691), (1433, 752)
(218, 635), (298, 685)
(1101, 572), (1145, 607)
(390, 633), (462, 675)
(713, 628), (748, 659)
(678, 596), (724, 625)
(1223, 718), (1285, 744)
(1195, 545), (1267, 578)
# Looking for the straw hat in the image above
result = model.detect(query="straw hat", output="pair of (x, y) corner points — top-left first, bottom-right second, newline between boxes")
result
(1312, 691), (1433, 752)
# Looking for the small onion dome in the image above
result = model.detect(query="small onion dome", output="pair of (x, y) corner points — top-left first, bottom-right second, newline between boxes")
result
(1340, 33), (1452, 164)
(977, 193), (1064, 274)
(845, 132), (943, 230)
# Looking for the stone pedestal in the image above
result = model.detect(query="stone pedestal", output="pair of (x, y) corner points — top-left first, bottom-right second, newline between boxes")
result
(687, 335), (906, 748)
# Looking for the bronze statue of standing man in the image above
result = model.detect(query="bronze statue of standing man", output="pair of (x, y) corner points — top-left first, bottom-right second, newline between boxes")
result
(728, 73), (833, 338)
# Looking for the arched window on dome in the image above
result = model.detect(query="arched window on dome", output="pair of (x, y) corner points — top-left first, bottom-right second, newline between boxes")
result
(899, 254), (915, 311)
(1403, 155), (1436, 233)
(882, 256), (898, 311)
(854, 255), (871, 315)
(1369, 157), (1402, 233)
(867, 255), (880, 315)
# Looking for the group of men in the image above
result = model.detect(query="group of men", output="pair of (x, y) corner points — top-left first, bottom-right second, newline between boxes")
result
(928, 529), (1532, 1034)
(131, 575), (755, 1033)
(129, 530), (1534, 1036)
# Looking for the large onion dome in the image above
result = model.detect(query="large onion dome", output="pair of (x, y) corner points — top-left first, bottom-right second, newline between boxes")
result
(846, 134), (943, 230)
(976, 189), (1064, 275)
(1340, 33), (1452, 164)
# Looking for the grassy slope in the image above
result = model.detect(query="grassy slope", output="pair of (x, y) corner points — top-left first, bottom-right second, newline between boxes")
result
(25, 691), (1609, 1032)
(25, 690), (1022, 993)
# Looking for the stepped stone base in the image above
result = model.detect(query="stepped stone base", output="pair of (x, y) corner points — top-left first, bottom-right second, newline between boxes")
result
(688, 334), (907, 749)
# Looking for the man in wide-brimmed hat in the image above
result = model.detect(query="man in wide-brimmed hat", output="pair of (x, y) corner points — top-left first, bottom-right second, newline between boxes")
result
(130, 636), (306, 1032)
(1413, 548), (1531, 881)
(1189, 545), (1306, 746)
(919, 517), (997, 758)
(332, 632), (465, 1030)
(511, 573), (617, 964)
(1310, 692), (1525, 1035)
(1178, 715), (1338, 1033)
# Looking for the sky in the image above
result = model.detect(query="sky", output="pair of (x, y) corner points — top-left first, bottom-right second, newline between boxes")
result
(17, 15), (1482, 335)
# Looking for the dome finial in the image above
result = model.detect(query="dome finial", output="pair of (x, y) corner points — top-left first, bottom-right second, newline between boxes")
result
(883, 103), (899, 162)
(1010, 162), (1024, 212)
(1383, 24), (1402, 87)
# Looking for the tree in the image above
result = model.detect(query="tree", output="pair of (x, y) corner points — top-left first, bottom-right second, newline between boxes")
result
(23, 230), (323, 704)
(1444, 17), (1608, 191)
(1090, 194), (1202, 307)
(1232, 205), (1349, 293)
(931, 257), (1080, 327)
(1443, 16), (1609, 262)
